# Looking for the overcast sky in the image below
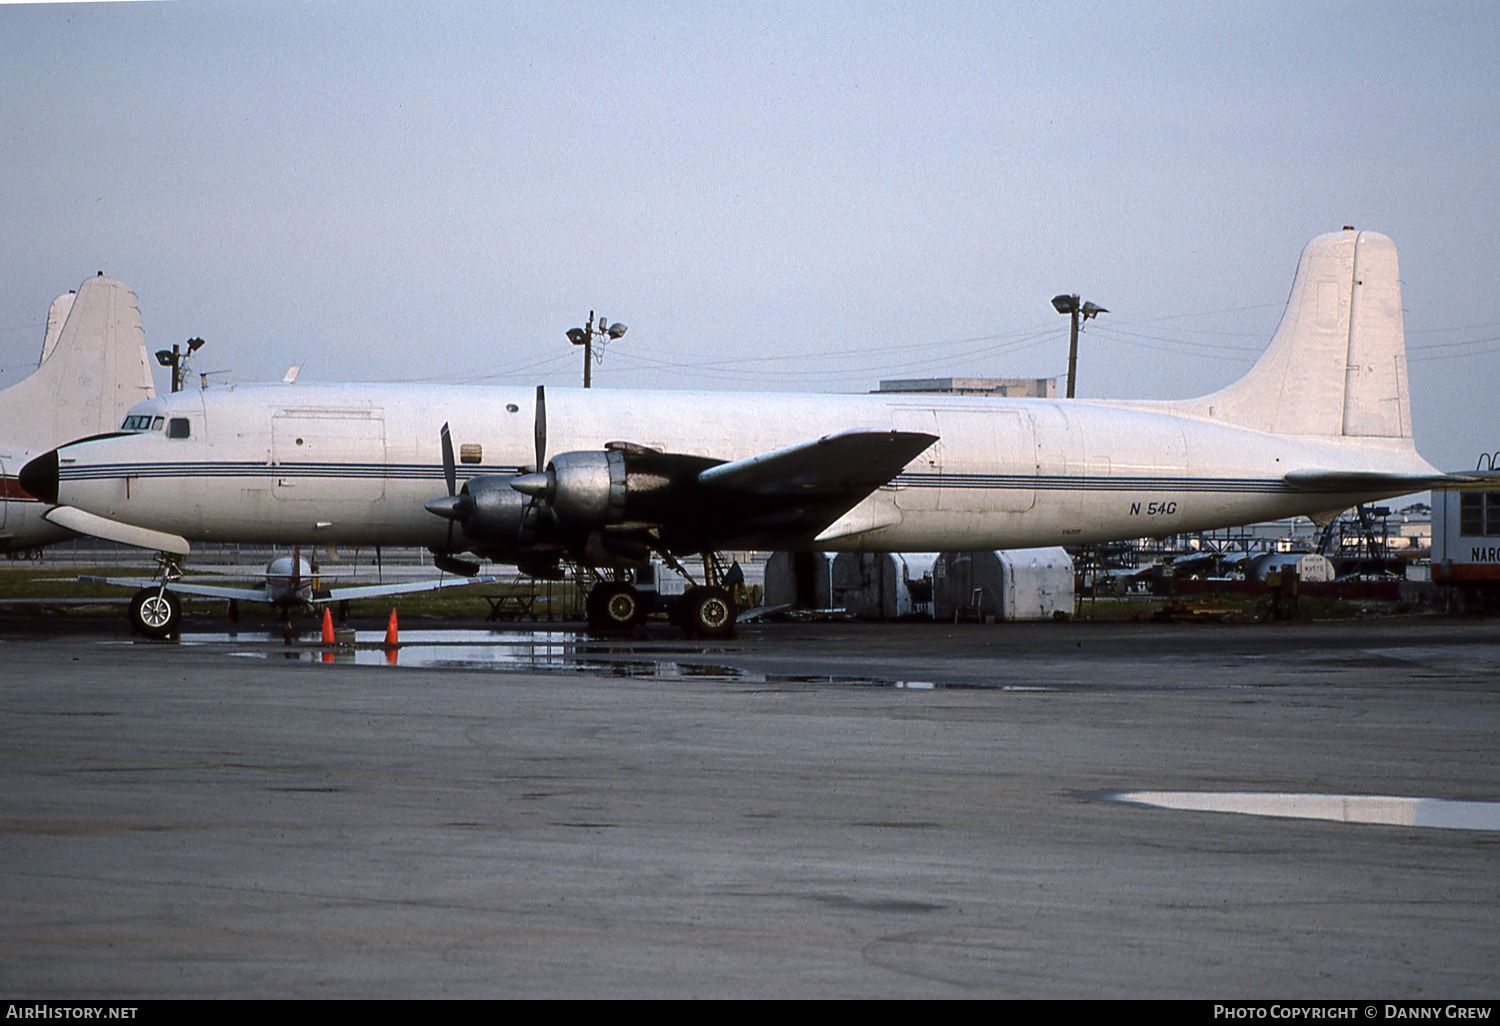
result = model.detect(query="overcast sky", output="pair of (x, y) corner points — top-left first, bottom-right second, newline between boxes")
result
(2, 1), (1496, 473)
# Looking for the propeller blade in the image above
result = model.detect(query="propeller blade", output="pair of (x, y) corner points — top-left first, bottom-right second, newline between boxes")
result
(438, 423), (459, 555)
(440, 422), (456, 496)
(534, 385), (546, 474)
(510, 385), (556, 548)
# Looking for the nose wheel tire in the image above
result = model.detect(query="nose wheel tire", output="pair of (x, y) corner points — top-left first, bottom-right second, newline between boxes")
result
(129, 587), (182, 639)
(683, 585), (736, 640)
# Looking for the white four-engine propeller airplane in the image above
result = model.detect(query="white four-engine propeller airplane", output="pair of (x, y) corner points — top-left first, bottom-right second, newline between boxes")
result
(21, 229), (1450, 637)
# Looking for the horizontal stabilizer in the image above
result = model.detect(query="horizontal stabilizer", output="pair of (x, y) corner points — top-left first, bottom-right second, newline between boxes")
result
(45, 506), (190, 555)
(698, 428), (937, 496)
(1281, 469), (1455, 493)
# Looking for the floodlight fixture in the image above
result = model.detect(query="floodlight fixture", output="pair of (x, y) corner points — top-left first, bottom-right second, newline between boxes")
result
(566, 310), (630, 387)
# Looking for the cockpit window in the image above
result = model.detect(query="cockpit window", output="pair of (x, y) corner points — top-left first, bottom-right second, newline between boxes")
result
(166, 417), (191, 439)
(120, 414), (157, 432)
(152, 416), (164, 430)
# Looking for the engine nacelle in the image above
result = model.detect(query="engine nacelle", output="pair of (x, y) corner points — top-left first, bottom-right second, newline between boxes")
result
(547, 450), (627, 527)
(455, 475), (539, 545)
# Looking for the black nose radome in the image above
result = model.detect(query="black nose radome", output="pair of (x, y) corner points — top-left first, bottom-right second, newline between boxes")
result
(19, 449), (59, 505)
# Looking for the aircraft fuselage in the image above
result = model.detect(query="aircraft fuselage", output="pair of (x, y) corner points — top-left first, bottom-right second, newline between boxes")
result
(43, 382), (1429, 555)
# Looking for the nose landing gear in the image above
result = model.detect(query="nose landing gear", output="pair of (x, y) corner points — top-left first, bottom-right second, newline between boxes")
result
(129, 586), (181, 638)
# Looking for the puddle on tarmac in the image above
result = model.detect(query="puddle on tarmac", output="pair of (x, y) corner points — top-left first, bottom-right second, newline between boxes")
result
(159, 627), (1045, 690)
(173, 627), (888, 686)
(1106, 790), (1500, 832)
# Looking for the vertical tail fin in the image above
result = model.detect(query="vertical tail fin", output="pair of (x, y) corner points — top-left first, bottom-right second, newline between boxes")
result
(0, 274), (156, 452)
(1177, 229), (1413, 441)
(40, 290), (77, 365)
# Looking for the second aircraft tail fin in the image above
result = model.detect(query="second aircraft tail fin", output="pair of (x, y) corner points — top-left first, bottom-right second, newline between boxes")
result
(0, 274), (156, 453)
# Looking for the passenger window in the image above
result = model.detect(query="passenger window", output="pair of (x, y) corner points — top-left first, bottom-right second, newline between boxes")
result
(167, 418), (191, 439)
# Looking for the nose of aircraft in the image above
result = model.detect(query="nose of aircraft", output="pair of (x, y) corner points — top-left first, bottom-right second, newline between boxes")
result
(19, 449), (59, 505)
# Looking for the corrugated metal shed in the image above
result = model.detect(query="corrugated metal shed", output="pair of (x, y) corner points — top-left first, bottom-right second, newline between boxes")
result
(934, 548), (1074, 622)
(829, 552), (937, 620)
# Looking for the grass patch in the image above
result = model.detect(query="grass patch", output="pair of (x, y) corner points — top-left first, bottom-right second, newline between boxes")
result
(0, 565), (128, 601)
(0, 563), (588, 622)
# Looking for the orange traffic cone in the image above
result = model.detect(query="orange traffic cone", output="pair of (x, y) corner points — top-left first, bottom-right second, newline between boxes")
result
(321, 608), (335, 645)
(384, 608), (399, 648)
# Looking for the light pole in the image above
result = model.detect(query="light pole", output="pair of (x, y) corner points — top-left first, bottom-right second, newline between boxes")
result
(154, 337), (205, 393)
(1050, 295), (1107, 398)
(566, 311), (627, 388)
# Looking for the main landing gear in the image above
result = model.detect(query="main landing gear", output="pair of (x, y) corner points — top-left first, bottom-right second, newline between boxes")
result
(585, 579), (645, 631)
(678, 584), (735, 639)
(583, 553), (741, 639)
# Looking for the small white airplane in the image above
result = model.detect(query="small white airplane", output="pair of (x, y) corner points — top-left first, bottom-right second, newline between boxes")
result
(83, 554), (494, 637)
(22, 229), (1450, 637)
(1, 273), (156, 553)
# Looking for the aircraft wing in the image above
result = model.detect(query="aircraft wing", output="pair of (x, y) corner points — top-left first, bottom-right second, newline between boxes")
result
(439, 425), (936, 556)
(315, 575), (496, 602)
(698, 428), (936, 496)
(674, 428), (937, 547)
(79, 576), (271, 603)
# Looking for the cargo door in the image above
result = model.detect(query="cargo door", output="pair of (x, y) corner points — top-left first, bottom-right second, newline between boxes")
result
(933, 408), (1037, 513)
(271, 409), (386, 501)
(887, 407), (940, 512)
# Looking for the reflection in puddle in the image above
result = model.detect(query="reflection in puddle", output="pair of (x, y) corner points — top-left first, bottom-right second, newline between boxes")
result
(230, 646), (744, 678)
(228, 647), (903, 686)
(180, 627), (992, 689)
(1109, 790), (1500, 832)
(186, 628), (578, 648)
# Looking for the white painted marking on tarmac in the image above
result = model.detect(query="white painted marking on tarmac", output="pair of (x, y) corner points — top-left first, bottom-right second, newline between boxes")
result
(1111, 791), (1500, 832)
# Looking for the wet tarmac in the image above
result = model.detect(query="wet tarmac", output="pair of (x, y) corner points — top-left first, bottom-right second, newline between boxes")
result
(1, 613), (1498, 997)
